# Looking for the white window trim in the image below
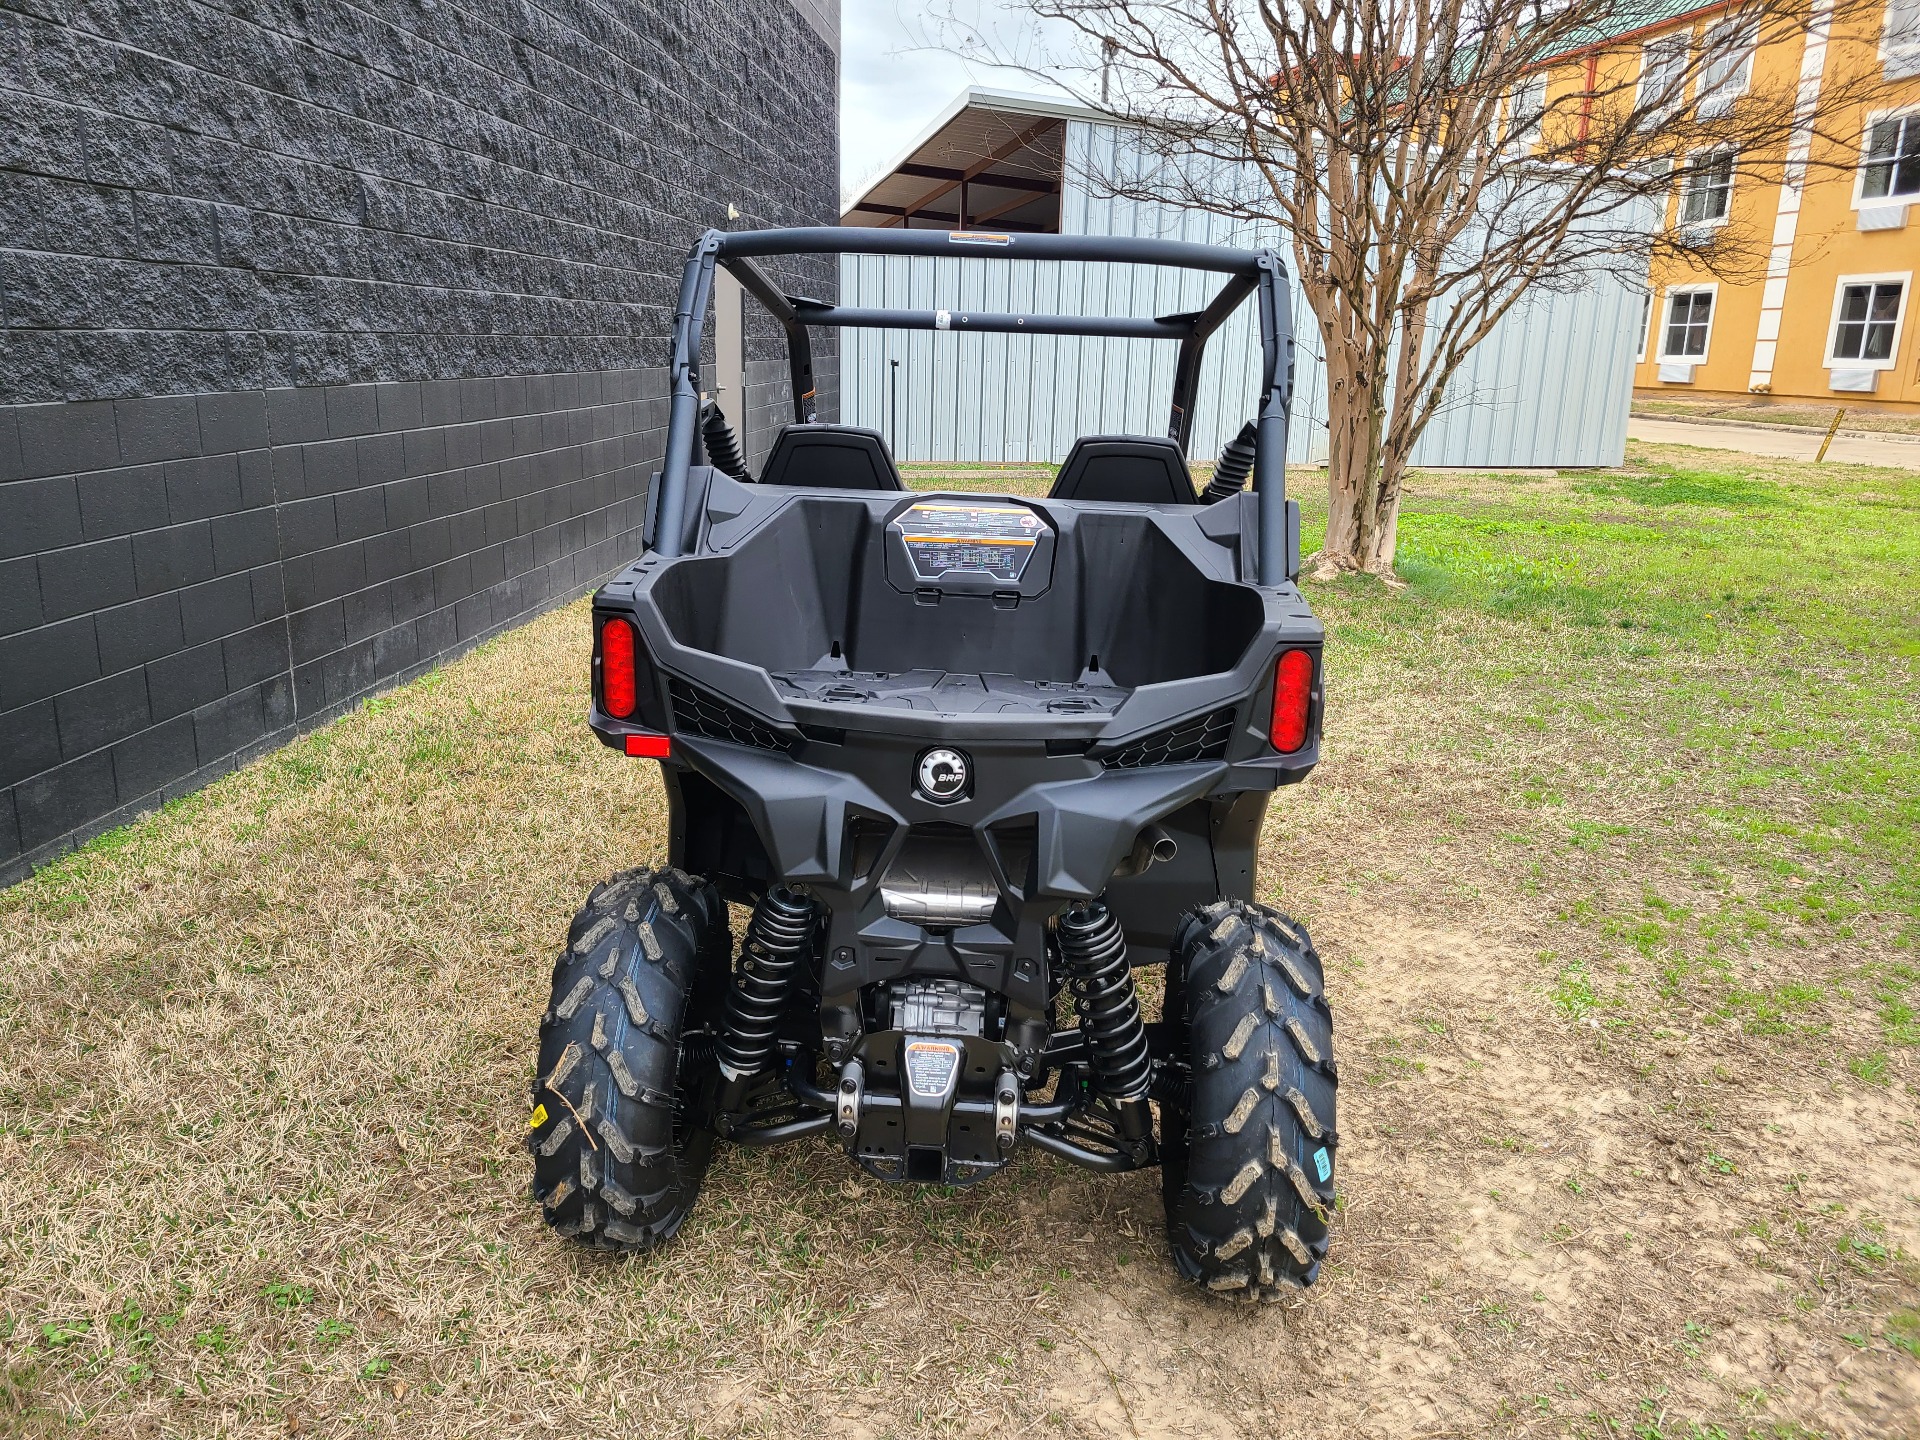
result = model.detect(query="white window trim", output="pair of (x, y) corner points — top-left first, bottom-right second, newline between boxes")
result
(1658, 283), (1719, 363)
(1698, 16), (1757, 115)
(1852, 103), (1920, 209)
(1637, 33), (1691, 123)
(1884, 0), (1920, 68)
(1505, 73), (1549, 156)
(1823, 271), (1912, 370)
(1636, 289), (1653, 363)
(1675, 147), (1737, 229)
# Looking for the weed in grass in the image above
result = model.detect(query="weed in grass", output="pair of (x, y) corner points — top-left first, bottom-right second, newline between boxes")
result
(1888, 1310), (1920, 1358)
(1846, 1052), (1890, 1084)
(1836, 1233), (1892, 1267)
(1711, 981), (1829, 1038)
(1882, 995), (1920, 1047)
(260, 1281), (311, 1313)
(38, 1321), (89, 1349)
(1551, 959), (1603, 1021)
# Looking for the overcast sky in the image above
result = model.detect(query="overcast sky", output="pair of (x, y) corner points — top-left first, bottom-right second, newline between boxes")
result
(839, 1), (1076, 206)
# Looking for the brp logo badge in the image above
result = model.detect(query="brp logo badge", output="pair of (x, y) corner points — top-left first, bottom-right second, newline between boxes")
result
(916, 747), (970, 803)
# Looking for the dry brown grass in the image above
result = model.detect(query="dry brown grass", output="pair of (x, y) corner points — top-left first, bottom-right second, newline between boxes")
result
(2, 445), (1916, 1438)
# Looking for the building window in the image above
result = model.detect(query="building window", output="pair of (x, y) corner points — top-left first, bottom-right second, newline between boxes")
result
(1678, 151), (1735, 224)
(1861, 113), (1920, 200)
(1886, 0), (1920, 79)
(1661, 289), (1715, 360)
(1637, 290), (1653, 362)
(1506, 73), (1548, 154)
(1638, 33), (1691, 125)
(1827, 277), (1908, 366)
(1698, 17), (1756, 115)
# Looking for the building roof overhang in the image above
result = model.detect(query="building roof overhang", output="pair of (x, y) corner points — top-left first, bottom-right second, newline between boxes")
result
(841, 87), (1096, 232)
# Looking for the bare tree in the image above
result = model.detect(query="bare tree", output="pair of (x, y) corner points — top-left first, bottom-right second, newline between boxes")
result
(946, 0), (1878, 576)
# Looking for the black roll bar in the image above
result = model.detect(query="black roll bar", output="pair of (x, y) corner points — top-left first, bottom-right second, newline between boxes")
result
(652, 226), (1295, 586)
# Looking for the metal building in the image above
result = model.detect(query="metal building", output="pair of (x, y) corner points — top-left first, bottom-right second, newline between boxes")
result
(840, 89), (1647, 466)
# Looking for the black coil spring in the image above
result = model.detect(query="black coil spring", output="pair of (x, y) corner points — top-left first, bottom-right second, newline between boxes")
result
(1201, 420), (1257, 503)
(1054, 898), (1153, 1102)
(715, 885), (815, 1079)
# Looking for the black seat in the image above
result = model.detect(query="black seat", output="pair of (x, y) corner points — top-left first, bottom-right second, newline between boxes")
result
(1047, 435), (1198, 505)
(759, 424), (904, 491)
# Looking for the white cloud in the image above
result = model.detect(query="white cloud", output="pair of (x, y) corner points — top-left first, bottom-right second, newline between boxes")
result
(839, 1), (1077, 205)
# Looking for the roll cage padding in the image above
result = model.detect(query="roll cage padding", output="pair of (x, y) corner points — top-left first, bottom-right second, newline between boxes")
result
(652, 226), (1295, 586)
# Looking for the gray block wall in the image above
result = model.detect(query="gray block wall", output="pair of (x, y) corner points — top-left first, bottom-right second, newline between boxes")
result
(0, 0), (840, 885)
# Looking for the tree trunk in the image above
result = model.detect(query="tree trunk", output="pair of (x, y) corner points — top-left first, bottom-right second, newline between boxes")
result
(1316, 292), (1433, 581)
(1313, 339), (1392, 578)
(1358, 446), (1407, 572)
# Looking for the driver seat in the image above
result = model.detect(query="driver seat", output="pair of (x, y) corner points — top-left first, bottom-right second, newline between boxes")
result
(1047, 435), (1198, 505)
(759, 424), (905, 491)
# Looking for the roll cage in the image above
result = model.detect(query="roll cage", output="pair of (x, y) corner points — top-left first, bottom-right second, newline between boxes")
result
(650, 227), (1298, 586)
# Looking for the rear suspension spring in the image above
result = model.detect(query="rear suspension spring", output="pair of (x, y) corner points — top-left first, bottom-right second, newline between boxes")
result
(716, 885), (817, 1085)
(1054, 897), (1153, 1132)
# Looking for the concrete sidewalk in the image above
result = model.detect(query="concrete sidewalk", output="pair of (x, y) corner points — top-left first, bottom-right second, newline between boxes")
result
(1628, 415), (1920, 470)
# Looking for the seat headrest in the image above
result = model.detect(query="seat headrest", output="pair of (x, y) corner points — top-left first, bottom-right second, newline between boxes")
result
(1048, 435), (1197, 505)
(759, 424), (904, 491)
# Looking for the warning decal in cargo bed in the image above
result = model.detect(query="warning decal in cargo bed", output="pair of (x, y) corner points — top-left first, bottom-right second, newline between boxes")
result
(893, 500), (1048, 583)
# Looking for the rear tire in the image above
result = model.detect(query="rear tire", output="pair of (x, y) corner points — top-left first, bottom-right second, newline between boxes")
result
(529, 866), (731, 1252)
(1161, 898), (1338, 1299)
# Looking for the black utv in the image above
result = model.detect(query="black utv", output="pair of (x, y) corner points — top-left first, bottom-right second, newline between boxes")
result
(528, 227), (1337, 1299)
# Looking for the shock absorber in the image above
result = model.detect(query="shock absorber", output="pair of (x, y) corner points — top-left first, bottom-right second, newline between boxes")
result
(715, 885), (816, 1107)
(699, 401), (752, 480)
(1054, 897), (1154, 1141)
(1201, 420), (1257, 503)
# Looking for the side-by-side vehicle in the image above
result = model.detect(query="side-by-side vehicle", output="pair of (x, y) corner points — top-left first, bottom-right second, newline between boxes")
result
(527, 226), (1337, 1299)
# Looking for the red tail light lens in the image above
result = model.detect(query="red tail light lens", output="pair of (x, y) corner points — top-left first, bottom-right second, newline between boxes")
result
(1269, 648), (1315, 753)
(624, 733), (670, 758)
(599, 617), (638, 719)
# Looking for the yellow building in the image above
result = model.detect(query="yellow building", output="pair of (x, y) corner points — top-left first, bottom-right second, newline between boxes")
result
(1591, 0), (1920, 413)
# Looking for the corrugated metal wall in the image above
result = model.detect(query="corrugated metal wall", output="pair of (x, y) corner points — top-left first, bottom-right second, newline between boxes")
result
(840, 120), (1646, 466)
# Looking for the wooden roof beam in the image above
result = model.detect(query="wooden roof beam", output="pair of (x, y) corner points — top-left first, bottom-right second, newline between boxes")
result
(885, 118), (1060, 228)
(894, 162), (1057, 193)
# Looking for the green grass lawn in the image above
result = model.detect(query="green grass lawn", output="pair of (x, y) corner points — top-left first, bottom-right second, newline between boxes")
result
(1632, 398), (1920, 436)
(1, 441), (1915, 1438)
(1335, 453), (1917, 1045)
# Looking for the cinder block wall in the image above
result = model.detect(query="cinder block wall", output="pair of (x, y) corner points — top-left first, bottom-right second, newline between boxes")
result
(0, 0), (841, 884)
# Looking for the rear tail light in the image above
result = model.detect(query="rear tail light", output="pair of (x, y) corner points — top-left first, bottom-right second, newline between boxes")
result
(599, 617), (639, 719)
(624, 733), (670, 758)
(1269, 648), (1315, 753)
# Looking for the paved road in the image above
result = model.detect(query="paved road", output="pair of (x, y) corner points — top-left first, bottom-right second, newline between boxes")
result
(1628, 415), (1920, 470)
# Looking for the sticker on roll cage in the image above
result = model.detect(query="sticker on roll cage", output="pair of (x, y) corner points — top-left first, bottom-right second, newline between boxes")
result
(904, 1040), (962, 1098)
(893, 500), (1047, 583)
